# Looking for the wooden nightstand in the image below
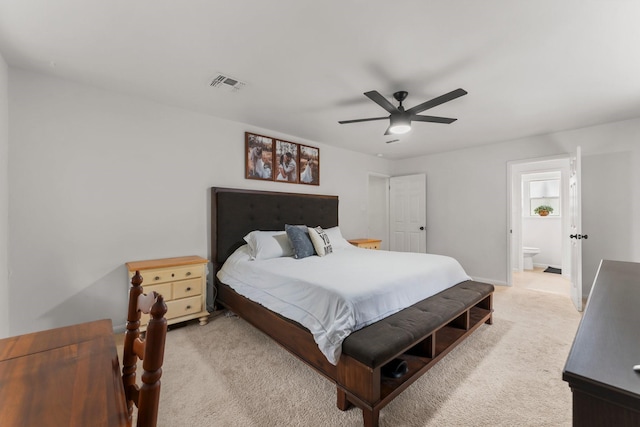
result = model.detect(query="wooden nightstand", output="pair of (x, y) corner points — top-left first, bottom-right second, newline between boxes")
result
(126, 256), (209, 330)
(348, 238), (382, 250)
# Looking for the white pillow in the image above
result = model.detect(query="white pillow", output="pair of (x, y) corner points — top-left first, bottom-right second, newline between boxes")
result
(323, 226), (351, 249)
(243, 230), (294, 260)
(307, 226), (333, 257)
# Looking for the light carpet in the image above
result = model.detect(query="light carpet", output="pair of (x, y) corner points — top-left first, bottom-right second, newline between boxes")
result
(151, 285), (582, 426)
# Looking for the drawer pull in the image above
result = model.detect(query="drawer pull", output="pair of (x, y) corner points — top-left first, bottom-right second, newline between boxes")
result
(186, 272), (192, 276)
(186, 287), (192, 292)
(154, 276), (160, 281)
(186, 305), (192, 310)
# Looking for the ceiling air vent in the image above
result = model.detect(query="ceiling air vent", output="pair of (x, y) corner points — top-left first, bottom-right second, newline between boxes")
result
(210, 73), (246, 92)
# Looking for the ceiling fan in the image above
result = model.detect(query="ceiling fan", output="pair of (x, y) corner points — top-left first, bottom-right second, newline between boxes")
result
(338, 88), (467, 135)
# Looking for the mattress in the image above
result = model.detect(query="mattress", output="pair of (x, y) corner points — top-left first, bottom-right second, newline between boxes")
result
(216, 245), (471, 365)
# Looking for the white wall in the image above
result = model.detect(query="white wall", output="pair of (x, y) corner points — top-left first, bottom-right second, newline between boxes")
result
(7, 69), (390, 336)
(392, 118), (640, 295)
(0, 52), (8, 338)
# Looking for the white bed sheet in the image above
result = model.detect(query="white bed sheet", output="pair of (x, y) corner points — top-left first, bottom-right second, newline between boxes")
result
(216, 245), (471, 365)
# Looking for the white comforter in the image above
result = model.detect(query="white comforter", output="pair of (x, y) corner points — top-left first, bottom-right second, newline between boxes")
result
(217, 245), (471, 365)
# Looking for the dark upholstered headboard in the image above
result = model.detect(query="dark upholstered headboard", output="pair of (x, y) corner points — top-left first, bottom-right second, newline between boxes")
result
(210, 187), (339, 270)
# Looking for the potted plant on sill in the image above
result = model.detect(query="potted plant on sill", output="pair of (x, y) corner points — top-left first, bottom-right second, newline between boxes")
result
(534, 205), (554, 216)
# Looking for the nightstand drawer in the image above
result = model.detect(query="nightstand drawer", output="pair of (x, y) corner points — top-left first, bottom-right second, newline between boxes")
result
(360, 242), (380, 250)
(144, 269), (174, 285)
(143, 282), (173, 300)
(144, 265), (202, 285)
(141, 295), (203, 325)
(170, 266), (202, 280)
(166, 296), (201, 318)
(173, 278), (202, 298)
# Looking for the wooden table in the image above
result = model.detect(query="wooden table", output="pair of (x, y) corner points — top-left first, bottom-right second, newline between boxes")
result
(0, 319), (129, 427)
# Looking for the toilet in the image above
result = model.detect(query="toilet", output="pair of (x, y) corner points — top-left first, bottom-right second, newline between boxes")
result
(523, 247), (540, 270)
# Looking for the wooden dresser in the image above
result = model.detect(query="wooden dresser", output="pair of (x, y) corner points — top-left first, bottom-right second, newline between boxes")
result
(348, 238), (381, 250)
(563, 260), (640, 426)
(126, 256), (209, 330)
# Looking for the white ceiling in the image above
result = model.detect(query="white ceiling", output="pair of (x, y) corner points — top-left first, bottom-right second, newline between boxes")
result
(1, 0), (640, 159)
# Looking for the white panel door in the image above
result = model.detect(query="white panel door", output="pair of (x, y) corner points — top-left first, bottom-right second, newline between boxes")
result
(389, 174), (426, 253)
(569, 147), (583, 311)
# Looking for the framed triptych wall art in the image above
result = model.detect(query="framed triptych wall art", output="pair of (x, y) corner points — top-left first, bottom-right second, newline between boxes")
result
(244, 132), (319, 185)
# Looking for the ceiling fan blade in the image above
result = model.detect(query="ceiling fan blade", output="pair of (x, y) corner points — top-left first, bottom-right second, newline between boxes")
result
(364, 91), (399, 114)
(339, 116), (388, 124)
(412, 115), (457, 124)
(406, 88), (467, 115)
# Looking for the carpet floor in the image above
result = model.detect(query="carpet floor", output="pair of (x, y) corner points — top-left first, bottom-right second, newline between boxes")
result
(150, 285), (582, 426)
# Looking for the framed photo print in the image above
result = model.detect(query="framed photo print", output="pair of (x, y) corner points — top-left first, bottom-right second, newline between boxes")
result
(299, 145), (320, 185)
(274, 139), (299, 184)
(245, 132), (274, 180)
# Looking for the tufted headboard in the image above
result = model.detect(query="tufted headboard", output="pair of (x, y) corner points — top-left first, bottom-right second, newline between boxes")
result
(210, 187), (339, 270)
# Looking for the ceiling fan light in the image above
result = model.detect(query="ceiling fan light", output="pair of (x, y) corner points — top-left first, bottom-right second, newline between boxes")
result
(389, 116), (411, 134)
(389, 124), (411, 134)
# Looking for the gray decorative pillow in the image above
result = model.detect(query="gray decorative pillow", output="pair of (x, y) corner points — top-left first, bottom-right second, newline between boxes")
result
(285, 224), (316, 259)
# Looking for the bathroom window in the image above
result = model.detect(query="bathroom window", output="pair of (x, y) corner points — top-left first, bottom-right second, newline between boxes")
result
(529, 179), (560, 216)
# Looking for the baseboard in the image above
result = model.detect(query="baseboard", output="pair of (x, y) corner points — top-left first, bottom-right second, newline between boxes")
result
(470, 276), (508, 287)
(113, 322), (126, 334)
(534, 263), (561, 269)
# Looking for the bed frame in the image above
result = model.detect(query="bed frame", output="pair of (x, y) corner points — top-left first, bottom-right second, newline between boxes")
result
(210, 187), (493, 426)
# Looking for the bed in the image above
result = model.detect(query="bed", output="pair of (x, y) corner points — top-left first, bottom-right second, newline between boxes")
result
(210, 187), (494, 426)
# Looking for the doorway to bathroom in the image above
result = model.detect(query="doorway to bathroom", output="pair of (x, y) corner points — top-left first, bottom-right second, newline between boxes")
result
(508, 156), (572, 298)
(367, 173), (390, 251)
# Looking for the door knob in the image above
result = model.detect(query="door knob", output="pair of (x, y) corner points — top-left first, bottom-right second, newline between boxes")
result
(419, 226), (425, 231)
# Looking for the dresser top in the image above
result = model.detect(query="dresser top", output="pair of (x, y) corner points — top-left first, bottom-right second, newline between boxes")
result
(126, 255), (208, 271)
(563, 260), (640, 398)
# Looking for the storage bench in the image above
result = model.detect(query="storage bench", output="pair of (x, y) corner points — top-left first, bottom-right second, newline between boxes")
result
(336, 280), (494, 427)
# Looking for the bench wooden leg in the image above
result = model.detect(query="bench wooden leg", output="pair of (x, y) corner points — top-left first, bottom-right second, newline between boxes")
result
(479, 294), (493, 325)
(363, 407), (380, 427)
(336, 388), (353, 410)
